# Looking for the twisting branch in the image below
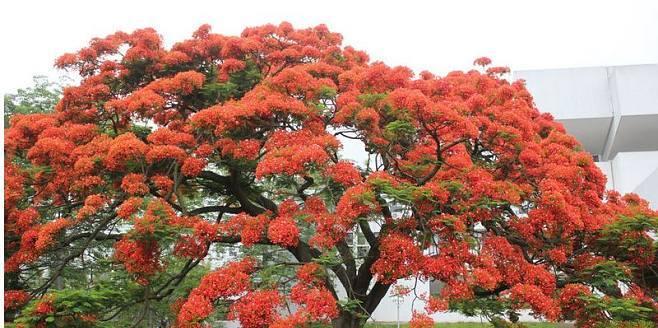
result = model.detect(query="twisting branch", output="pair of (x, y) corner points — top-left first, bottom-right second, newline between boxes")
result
(296, 176), (314, 201)
(31, 212), (118, 297)
(188, 205), (243, 216)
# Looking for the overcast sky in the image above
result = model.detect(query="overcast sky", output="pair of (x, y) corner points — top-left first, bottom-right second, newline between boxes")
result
(1, 0), (657, 95)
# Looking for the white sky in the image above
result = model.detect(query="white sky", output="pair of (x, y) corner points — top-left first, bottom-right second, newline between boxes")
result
(1, 0), (658, 94)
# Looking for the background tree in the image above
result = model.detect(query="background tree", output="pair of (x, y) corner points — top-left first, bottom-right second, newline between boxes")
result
(4, 23), (657, 328)
(3, 75), (63, 127)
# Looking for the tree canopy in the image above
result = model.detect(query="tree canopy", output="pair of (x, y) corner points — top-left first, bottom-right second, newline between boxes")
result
(4, 22), (657, 328)
(3, 76), (62, 127)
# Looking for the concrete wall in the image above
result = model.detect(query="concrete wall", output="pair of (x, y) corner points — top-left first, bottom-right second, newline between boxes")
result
(515, 64), (658, 160)
(370, 279), (548, 324)
(609, 151), (658, 194)
(634, 167), (658, 208)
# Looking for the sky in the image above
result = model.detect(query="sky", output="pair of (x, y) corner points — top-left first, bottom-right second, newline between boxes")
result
(1, 0), (658, 95)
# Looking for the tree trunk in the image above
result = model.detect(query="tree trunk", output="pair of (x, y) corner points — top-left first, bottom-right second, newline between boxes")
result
(332, 310), (363, 328)
(330, 280), (391, 327)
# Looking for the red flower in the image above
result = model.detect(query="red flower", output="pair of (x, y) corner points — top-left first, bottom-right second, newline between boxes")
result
(425, 297), (449, 313)
(33, 296), (56, 316)
(152, 175), (174, 194)
(228, 290), (282, 328)
(146, 145), (187, 164)
(177, 259), (255, 326)
(296, 263), (323, 285)
(290, 284), (338, 321)
(6, 22), (658, 328)
(117, 197), (143, 219)
(181, 157), (207, 177)
(35, 218), (72, 251)
(105, 133), (148, 171)
(508, 284), (560, 321)
(473, 56), (492, 66)
(114, 238), (162, 283)
(371, 233), (423, 283)
(325, 161), (362, 187)
(4, 290), (30, 310)
(267, 216), (300, 247)
(409, 311), (433, 328)
(121, 173), (149, 195)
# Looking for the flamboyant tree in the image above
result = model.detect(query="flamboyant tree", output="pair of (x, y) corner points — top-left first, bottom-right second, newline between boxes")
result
(4, 23), (657, 328)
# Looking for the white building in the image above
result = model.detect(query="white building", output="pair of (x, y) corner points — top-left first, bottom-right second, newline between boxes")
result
(369, 64), (658, 324)
(516, 64), (658, 206)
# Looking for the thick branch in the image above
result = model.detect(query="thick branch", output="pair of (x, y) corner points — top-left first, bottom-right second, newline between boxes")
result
(188, 205), (243, 216)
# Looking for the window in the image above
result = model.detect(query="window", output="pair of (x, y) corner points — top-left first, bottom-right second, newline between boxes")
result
(346, 232), (354, 245)
(429, 279), (444, 296)
(347, 226), (372, 260)
(357, 246), (369, 258)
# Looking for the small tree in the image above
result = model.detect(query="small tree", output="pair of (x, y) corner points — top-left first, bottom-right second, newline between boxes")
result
(3, 75), (62, 127)
(4, 23), (657, 328)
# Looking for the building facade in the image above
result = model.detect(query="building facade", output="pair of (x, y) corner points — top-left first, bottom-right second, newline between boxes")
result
(516, 64), (658, 206)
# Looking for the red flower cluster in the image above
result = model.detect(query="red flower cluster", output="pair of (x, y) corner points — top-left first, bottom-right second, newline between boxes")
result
(114, 238), (161, 284)
(4, 290), (30, 310)
(290, 285), (339, 321)
(371, 233), (424, 283)
(256, 130), (336, 178)
(325, 161), (362, 187)
(181, 157), (206, 177)
(133, 198), (177, 234)
(222, 213), (269, 246)
(215, 138), (261, 160)
(173, 216), (219, 259)
(228, 290), (282, 328)
(116, 197), (143, 219)
(33, 295), (56, 316)
(76, 194), (106, 220)
(302, 196), (353, 248)
(5, 218), (72, 272)
(105, 133), (148, 171)
(507, 284), (560, 321)
(176, 258), (255, 327)
(121, 173), (149, 195)
(409, 311), (434, 328)
(425, 297), (449, 314)
(267, 215), (300, 247)
(287, 264), (339, 322)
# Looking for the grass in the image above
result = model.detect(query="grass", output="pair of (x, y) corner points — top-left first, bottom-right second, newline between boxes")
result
(365, 323), (561, 328)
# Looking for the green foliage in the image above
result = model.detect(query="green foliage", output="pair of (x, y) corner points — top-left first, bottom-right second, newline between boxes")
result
(199, 60), (262, 105)
(441, 180), (464, 194)
(108, 259), (213, 327)
(384, 120), (416, 142)
(368, 178), (432, 204)
(579, 261), (630, 292)
(595, 214), (658, 258)
(314, 251), (344, 267)
(357, 93), (388, 108)
(593, 320), (656, 328)
(16, 287), (127, 327)
(337, 297), (363, 311)
(450, 297), (509, 320)
(317, 85), (338, 99)
(4, 75), (62, 127)
(130, 124), (154, 140)
(579, 294), (656, 322)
